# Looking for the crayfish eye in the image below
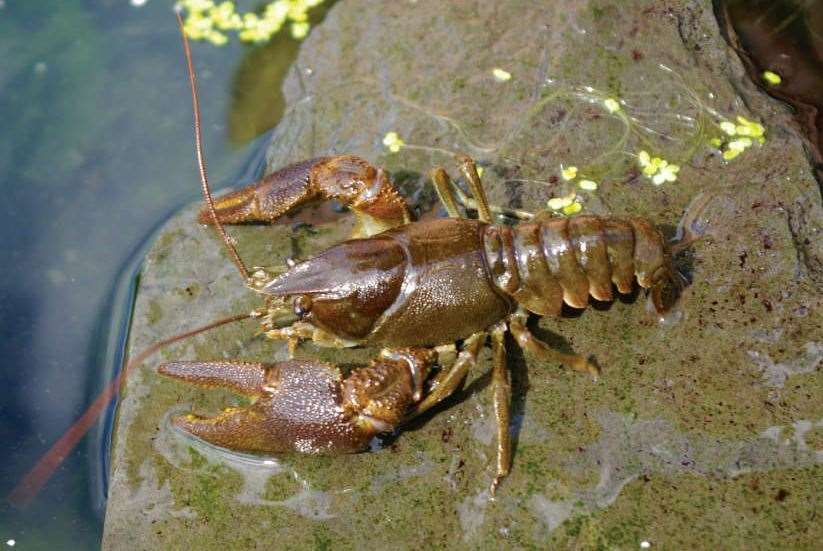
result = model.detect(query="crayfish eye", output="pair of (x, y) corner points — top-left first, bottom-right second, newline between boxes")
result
(294, 295), (313, 318)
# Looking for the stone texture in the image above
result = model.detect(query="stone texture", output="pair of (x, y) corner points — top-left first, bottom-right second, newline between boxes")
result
(103, 0), (823, 549)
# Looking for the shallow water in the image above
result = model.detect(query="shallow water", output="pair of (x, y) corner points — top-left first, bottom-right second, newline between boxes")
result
(717, 0), (823, 181)
(0, 2), (299, 547)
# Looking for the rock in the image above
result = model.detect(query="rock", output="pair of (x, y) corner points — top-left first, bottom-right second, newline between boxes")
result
(103, 0), (823, 548)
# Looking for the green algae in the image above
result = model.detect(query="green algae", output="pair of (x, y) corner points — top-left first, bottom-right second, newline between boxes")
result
(550, 466), (823, 550)
(146, 299), (164, 326)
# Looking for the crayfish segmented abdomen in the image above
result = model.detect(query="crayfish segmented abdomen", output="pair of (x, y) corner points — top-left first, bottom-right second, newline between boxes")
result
(484, 215), (679, 316)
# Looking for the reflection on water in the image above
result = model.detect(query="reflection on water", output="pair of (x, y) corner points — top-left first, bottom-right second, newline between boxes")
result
(0, 1), (309, 547)
(228, 32), (300, 145)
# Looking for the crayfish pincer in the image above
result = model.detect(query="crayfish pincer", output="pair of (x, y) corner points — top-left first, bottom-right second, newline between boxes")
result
(160, 349), (433, 454)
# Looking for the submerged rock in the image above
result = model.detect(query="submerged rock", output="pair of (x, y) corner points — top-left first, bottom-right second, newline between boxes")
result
(104, 0), (823, 548)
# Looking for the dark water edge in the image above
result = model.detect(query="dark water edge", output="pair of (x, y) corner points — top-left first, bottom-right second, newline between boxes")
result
(716, 0), (823, 184)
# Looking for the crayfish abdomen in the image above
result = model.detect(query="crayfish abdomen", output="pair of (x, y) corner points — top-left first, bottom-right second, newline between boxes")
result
(487, 215), (679, 317)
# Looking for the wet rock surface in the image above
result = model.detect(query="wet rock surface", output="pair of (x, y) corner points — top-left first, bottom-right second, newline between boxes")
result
(103, 0), (823, 548)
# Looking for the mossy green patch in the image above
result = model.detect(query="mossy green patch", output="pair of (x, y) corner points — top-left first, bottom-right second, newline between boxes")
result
(181, 449), (244, 520)
(549, 466), (823, 550)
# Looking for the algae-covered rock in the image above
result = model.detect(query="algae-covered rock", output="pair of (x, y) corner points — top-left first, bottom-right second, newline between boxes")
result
(103, 0), (823, 548)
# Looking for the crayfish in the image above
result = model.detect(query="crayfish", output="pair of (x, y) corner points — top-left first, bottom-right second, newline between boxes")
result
(160, 148), (685, 493)
(154, 15), (691, 495)
(9, 13), (693, 505)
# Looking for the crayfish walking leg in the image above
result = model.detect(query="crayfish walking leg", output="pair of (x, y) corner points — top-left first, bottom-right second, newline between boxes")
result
(490, 323), (511, 495)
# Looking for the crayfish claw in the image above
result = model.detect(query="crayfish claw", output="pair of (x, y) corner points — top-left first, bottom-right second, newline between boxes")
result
(161, 359), (373, 454)
(159, 361), (269, 396)
(197, 158), (329, 225)
(197, 155), (411, 238)
(160, 354), (435, 456)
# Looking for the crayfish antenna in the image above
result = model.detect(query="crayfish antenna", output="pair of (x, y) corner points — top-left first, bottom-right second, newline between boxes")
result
(7, 312), (252, 507)
(176, 11), (251, 283)
(671, 191), (722, 254)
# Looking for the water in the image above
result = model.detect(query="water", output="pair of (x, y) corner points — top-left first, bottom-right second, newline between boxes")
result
(0, 1), (304, 547)
(717, 0), (823, 181)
